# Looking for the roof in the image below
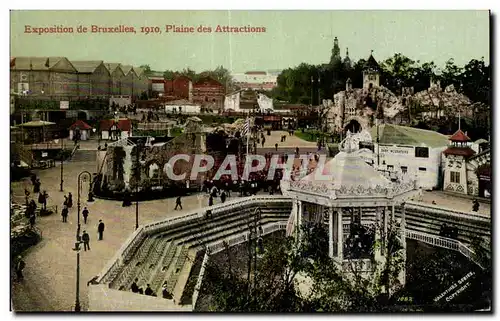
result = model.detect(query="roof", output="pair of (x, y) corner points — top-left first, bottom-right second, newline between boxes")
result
(121, 65), (136, 76)
(105, 63), (122, 74)
(71, 61), (104, 73)
(11, 57), (74, 71)
(194, 76), (223, 87)
(69, 120), (92, 130)
(370, 124), (449, 148)
(99, 119), (132, 132)
(364, 54), (380, 71)
(449, 129), (471, 142)
(17, 120), (56, 127)
(133, 67), (145, 76)
(443, 146), (476, 157)
(302, 151), (391, 190)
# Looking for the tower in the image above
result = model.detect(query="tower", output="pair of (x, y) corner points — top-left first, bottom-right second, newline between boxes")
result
(343, 47), (352, 68)
(443, 129), (476, 194)
(346, 78), (352, 91)
(363, 51), (380, 91)
(330, 37), (341, 64)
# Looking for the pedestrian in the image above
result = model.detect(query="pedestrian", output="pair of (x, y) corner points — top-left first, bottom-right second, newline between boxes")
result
(82, 207), (89, 224)
(208, 195), (214, 207)
(33, 179), (41, 194)
(220, 190), (227, 203)
(131, 278), (140, 293)
(61, 205), (69, 222)
(145, 284), (154, 296)
(64, 195), (68, 207)
(98, 220), (105, 240)
(82, 230), (90, 251)
(275, 143), (278, 151)
(175, 196), (182, 210)
(29, 213), (36, 228)
(14, 256), (26, 281)
(67, 192), (73, 209)
(472, 199), (480, 212)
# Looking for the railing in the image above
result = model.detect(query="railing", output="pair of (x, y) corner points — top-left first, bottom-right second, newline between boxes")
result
(191, 251), (210, 308)
(143, 195), (290, 234)
(96, 226), (145, 284)
(405, 229), (483, 269)
(404, 201), (490, 223)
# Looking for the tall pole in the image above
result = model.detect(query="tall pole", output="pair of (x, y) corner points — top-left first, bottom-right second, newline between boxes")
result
(60, 137), (64, 191)
(135, 144), (139, 230)
(75, 250), (81, 312)
(246, 117), (250, 156)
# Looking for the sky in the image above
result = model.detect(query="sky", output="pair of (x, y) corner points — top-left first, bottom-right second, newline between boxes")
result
(10, 10), (490, 73)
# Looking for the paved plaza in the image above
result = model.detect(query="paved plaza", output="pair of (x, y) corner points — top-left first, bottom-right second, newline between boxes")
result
(10, 160), (228, 311)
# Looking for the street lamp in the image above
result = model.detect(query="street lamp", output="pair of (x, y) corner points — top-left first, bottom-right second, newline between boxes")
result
(77, 171), (94, 239)
(74, 170), (93, 312)
(73, 240), (83, 312)
(135, 139), (144, 230)
(60, 136), (64, 192)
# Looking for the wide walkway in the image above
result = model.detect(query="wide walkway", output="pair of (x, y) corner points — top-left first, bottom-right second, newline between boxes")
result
(420, 190), (491, 217)
(10, 160), (230, 311)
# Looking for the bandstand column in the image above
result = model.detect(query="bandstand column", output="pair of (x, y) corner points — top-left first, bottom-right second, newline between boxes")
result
(391, 203), (395, 222)
(375, 207), (383, 260)
(383, 206), (388, 256)
(329, 207), (334, 258)
(337, 208), (343, 261)
(297, 200), (303, 240)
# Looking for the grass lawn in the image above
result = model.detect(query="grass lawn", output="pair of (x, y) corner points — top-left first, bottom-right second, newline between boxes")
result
(294, 130), (318, 142)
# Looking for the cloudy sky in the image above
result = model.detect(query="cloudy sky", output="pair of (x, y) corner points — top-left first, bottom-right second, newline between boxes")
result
(10, 10), (490, 73)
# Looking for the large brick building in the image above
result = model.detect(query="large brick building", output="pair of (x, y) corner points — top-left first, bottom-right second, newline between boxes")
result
(192, 76), (225, 108)
(10, 57), (149, 119)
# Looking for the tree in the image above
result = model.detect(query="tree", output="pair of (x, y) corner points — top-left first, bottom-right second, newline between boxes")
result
(139, 64), (152, 76)
(380, 53), (417, 94)
(163, 70), (176, 80)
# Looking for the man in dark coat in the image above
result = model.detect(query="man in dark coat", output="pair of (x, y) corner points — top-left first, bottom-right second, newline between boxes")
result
(131, 278), (140, 293)
(98, 220), (105, 240)
(82, 230), (90, 251)
(208, 195), (214, 207)
(33, 179), (41, 194)
(175, 196), (182, 210)
(67, 192), (73, 209)
(29, 214), (36, 228)
(61, 205), (69, 222)
(82, 207), (89, 224)
(220, 190), (227, 203)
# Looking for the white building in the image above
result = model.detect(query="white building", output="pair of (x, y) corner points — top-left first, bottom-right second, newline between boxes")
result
(232, 71), (278, 91)
(368, 124), (449, 190)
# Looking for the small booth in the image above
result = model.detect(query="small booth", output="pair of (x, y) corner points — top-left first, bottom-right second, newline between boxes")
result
(69, 120), (93, 141)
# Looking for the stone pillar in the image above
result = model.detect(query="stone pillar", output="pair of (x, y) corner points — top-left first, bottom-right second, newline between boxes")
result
(337, 209), (343, 261)
(297, 200), (303, 240)
(374, 207), (383, 262)
(329, 207), (334, 258)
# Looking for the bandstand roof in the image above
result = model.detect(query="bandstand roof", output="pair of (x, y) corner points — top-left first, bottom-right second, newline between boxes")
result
(281, 151), (418, 206)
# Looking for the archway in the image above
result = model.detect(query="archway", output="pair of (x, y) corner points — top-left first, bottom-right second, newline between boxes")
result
(344, 119), (362, 134)
(77, 111), (88, 120)
(476, 164), (491, 198)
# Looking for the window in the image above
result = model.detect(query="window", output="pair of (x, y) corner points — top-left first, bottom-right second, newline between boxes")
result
(450, 171), (460, 183)
(418, 167), (426, 171)
(401, 166), (408, 174)
(415, 147), (429, 158)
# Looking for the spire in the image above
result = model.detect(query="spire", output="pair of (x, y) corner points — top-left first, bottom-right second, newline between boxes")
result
(330, 36), (341, 65)
(343, 47), (352, 68)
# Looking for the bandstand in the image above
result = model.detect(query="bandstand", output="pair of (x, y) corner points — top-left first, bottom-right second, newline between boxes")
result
(281, 134), (420, 291)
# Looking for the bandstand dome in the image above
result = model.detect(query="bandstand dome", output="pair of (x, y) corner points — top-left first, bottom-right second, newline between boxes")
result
(281, 150), (418, 207)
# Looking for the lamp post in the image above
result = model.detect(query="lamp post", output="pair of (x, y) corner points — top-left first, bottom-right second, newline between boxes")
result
(77, 171), (94, 240)
(73, 239), (83, 312)
(135, 139), (144, 230)
(60, 136), (64, 192)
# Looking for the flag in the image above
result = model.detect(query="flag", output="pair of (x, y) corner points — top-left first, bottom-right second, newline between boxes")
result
(241, 117), (250, 137)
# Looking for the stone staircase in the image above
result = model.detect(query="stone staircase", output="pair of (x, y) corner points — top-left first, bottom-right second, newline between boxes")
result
(106, 199), (293, 301)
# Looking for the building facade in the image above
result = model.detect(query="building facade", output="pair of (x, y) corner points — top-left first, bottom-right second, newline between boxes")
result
(192, 76), (225, 108)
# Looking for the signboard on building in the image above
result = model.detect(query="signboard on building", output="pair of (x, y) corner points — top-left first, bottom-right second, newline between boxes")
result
(379, 146), (411, 155)
(60, 101), (69, 110)
(152, 83), (165, 92)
